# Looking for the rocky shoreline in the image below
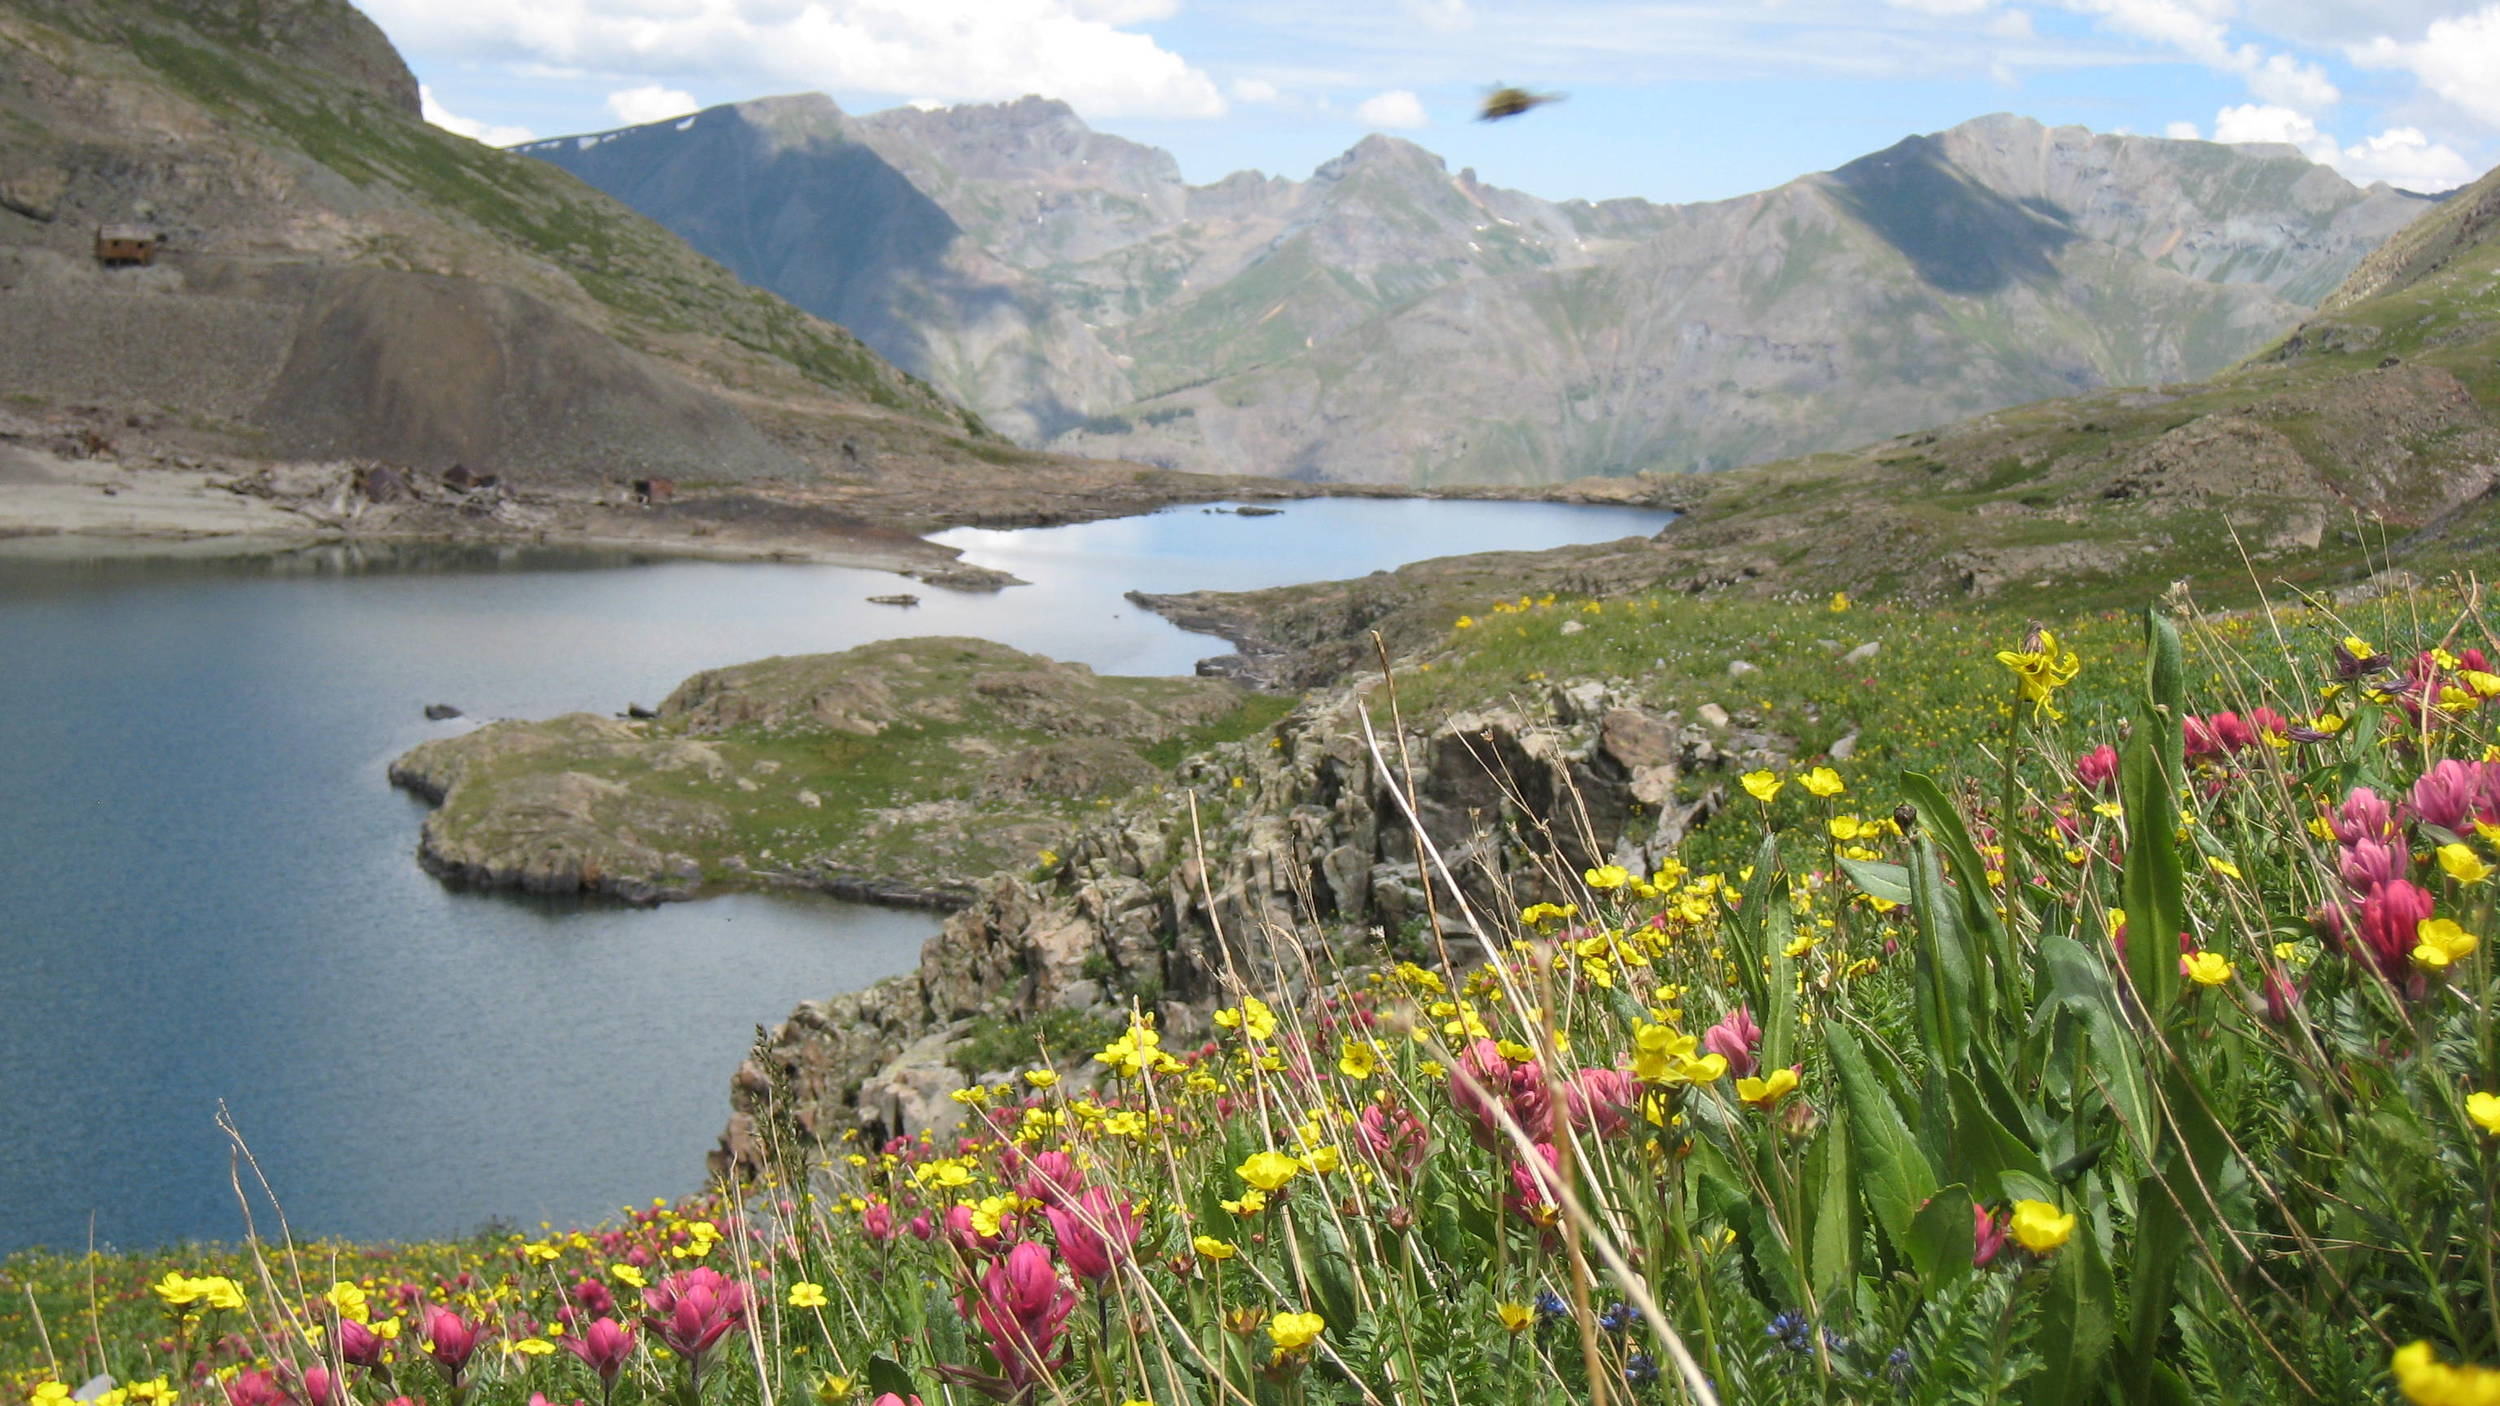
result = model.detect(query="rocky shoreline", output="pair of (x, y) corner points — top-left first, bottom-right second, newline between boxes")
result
(0, 403), (1691, 578)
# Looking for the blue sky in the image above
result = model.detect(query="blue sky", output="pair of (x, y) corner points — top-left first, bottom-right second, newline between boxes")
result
(367, 0), (2500, 203)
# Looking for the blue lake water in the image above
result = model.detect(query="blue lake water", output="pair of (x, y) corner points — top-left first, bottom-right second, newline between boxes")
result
(0, 498), (1664, 1252)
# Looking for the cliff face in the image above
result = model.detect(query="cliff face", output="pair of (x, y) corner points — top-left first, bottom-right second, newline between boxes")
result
(529, 100), (2429, 485)
(0, 0), (982, 491)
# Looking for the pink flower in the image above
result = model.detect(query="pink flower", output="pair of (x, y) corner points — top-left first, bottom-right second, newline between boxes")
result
(299, 1369), (341, 1406)
(2183, 715), (2220, 761)
(2209, 711), (2256, 754)
(906, 1213), (935, 1242)
(2249, 706), (2290, 743)
(943, 1202), (1012, 1255)
(2339, 836), (2408, 895)
(971, 1242), (1076, 1388)
(1044, 1186), (1141, 1283)
(2074, 743), (2119, 794)
(336, 1318), (384, 1370)
(2331, 787), (2396, 847)
(571, 1278), (614, 1316)
(1356, 1100), (1431, 1177)
(1012, 1150), (1085, 1207)
(1447, 1038), (1551, 1148)
(870, 1395), (924, 1406)
(641, 1268), (747, 1365)
(1562, 1067), (1640, 1139)
(2353, 880), (2437, 980)
(421, 1306), (486, 1380)
(1702, 1007), (1762, 1079)
(1973, 1204), (2007, 1268)
(861, 1200), (897, 1244)
(529, 1395), (588, 1406)
(2408, 759), (2490, 833)
(1506, 1142), (1563, 1220)
(2262, 968), (2304, 1026)
(223, 1372), (288, 1406)
(563, 1317), (636, 1393)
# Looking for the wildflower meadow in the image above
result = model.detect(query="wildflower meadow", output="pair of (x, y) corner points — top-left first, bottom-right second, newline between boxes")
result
(12, 582), (2500, 1405)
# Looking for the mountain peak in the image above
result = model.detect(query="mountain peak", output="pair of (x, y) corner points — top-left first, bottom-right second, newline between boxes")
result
(1313, 134), (1444, 183)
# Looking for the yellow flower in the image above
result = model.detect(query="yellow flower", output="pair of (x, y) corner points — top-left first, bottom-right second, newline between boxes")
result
(324, 1280), (370, 1323)
(1736, 1068), (1799, 1109)
(1497, 1301), (1535, 1334)
(1996, 629), (2082, 720)
(151, 1272), (203, 1307)
(1455, 615), (1474, 629)
(610, 1263), (647, 1288)
(2439, 844), (2494, 885)
(2008, 1200), (2075, 1254)
(1267, 1310), (1326, 1353)
(32, 1385), (70, 1406)
(2182, 951), (2233, 986)
(1095, 1021), (1164, 1077)
(1303, 1144), (1343, 1175)
(193, 1276), (246, 1312)
(2415, 918), (2479, 971)
(2205, 857), (2243, 880)
(787, 1282), (828, 1309)
(1829, 591), (1850, 612)
(1238, 1150), (1303, 1191)
(508, 1338), (557, 1357)
(1192, 1235), (1238, 1260)
(1800, 766), (1845, 798)
(1023, 1069), (1059, 1089)
(1221, 1190), (1267, 1216)
(2467, 1092), (2500, 1137)
(1740, 770), (1785, 802)
(1584, 863), (1630, 890)
(1337, 1039), (1380, 1080)
(2393, 1341), (2500, 1406)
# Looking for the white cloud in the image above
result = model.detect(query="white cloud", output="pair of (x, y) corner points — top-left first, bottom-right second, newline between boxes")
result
(2352, 4), (2500, 126)
(1230, 77), (1282, 103)
(2242, 50), (2338, 108)
(362, 0), (1226, 121)
(1403, 0), (1476, 30)
(2163, 119), (2202, 138)
(606, 84), (698, 125)
(2337, 125), (2478, 190)
(1355, 88), (1430, 129)
(419, 84), (534, 146)
(1886, 0), (2000, 13)
(2209, 104), (2475, 191)
(1986, 8), (2039, 39)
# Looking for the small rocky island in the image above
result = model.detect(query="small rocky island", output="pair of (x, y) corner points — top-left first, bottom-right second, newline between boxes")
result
(388, 637), (1285, 906)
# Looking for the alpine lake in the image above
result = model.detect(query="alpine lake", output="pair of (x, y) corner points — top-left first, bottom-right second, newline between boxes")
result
(0, 498), (1667, 1252)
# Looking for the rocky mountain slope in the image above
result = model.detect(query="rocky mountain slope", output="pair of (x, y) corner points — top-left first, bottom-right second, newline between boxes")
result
(528, 101), (2428, 485)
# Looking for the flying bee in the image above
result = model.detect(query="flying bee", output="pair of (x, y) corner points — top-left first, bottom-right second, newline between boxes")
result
(1477, 85), (1564, 121)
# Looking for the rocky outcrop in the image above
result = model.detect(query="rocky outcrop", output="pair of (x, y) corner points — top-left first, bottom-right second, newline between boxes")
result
(388, 638), (1261, 911)
(715, 673), (1789, 1172)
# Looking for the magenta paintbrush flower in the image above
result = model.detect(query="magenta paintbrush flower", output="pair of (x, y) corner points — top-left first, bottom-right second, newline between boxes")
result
(421, 1305), (486, 1381)
(1973, 1204), (2008, 1267)
(335, 1318), (384, 1370)
(642, 1267), (746, 1365)
(1702, 1007), (1762, 1079)
(564, 1316), (636, 1393)
(222, 1371), (287, 1406)
(1357, 1100), (1431, 1177)
(1045, 1185), (1141, 1282)
(971, 1241), (1075, 1387)
(1562, 1066), (1639, 1138)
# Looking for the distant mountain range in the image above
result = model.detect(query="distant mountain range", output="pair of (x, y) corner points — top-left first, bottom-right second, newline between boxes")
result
(524, 99), (2433, 486)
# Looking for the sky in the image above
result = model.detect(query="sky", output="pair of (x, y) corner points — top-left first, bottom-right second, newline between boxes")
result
(367, 0), (2500, 204)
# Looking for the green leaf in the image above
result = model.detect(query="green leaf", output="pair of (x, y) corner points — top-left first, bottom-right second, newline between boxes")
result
(1806, 1105), (1857, 1307)
(2118, 719), (2185, 1022)
(1837, 855), (1913, 906)
(866, 1355), (918, 1399)
(1904, 830), (1976, 1067)
(1905, 1183), (1978, 1291)
(1294, 1204), (1360, 1336)
(2032, 1227), (2118, 1406)
(1826, 1023), (1937, 1258)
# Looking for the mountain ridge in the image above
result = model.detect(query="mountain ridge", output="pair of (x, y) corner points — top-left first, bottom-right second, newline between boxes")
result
(526, 99), (2431, 485)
